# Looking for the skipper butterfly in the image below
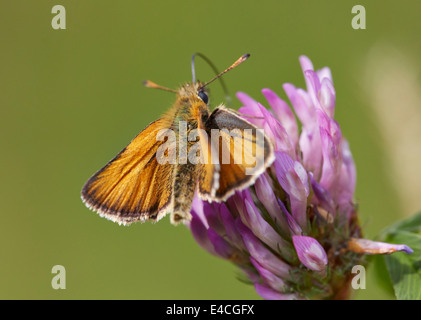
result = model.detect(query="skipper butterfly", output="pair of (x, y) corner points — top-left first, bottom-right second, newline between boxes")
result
(81, 54), (274, 225)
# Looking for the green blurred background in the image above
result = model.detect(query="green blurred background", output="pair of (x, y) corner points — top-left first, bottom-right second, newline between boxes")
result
(1, 0), (420, 299)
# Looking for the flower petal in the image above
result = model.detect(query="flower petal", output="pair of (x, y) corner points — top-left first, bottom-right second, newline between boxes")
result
(262, 88), (299, 146)
(319, 77), (336, 118)
(274, 152), (309, 230)
(316, 66), (333, 82)
(189, 214), (217, 256)
(250, 257), (286, 292)
(336, 139), (357, 218)
(318, 113), (343, 195)
(254, 174), (289, 233)
(219, 203), (245, 250)
(292, 235), (328, 273)
(348, 238), (413, 255)
(277, 199), (302, 235)
(304, 70), (322, 109)
(236, 219), (291, 279)
(236, 91), (260, 109)
(203, 203), (225, 235)
(283, 84), (315, 129)
(255, 103), (295, 158)
(207, 228), (235, 259)
(242, 198), (291, 256)
(309, 172), (336, 214)
(237, 92), (266, 127)
(255, 283), (303, 300)
(191, 193), (209, 228)
(299, 55), (314, 71)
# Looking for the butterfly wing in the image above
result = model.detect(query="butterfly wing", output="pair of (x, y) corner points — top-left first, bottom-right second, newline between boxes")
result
(81, 118), (174, 225)
(197, 128), (220, 202)
(197, 107), (274, 202)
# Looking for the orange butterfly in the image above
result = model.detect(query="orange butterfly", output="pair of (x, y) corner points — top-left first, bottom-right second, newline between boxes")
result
(81, 54), (274, 225)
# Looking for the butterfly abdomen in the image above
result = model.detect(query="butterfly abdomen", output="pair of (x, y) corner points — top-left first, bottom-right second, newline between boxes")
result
(171, 162), (200, 224)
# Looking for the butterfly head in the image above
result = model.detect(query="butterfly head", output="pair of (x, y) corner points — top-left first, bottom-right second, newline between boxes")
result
(177, 82), (209, 105)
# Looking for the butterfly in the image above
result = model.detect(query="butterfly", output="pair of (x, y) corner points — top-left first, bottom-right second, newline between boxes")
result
(81, 54), (274, 225)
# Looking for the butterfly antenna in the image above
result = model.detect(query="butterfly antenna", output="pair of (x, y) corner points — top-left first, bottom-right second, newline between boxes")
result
(191, 53), (231, 105)
(198, 53), (250, 94)
(142, 80), (177, 93)
(192, 53), (250, 106)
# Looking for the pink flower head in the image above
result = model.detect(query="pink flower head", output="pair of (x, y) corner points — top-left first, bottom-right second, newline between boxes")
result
(187, 56), (412, 300)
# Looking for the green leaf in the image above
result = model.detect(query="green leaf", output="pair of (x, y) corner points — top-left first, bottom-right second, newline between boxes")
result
(372, 254), (394, 295)
(381, 212), (421, 236)
(384, 231), (421, 300)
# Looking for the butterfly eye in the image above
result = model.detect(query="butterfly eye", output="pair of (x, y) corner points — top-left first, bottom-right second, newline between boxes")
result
(198, 91), (209, 104)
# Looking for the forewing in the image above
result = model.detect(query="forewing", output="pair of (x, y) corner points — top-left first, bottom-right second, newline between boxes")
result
(81, 119), (174, 225)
